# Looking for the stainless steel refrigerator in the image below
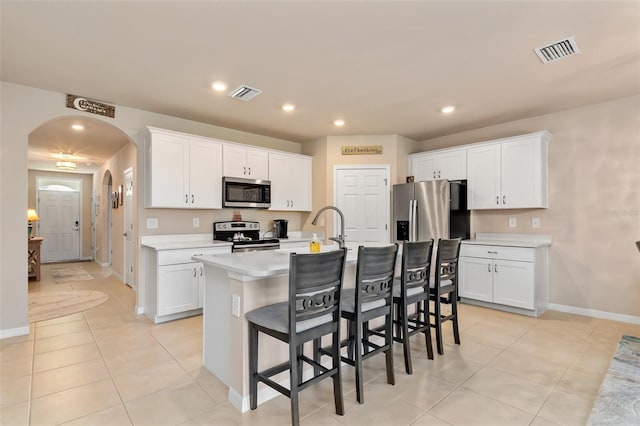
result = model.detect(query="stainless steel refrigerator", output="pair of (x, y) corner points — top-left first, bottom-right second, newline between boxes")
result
(393, 180), (470, 243)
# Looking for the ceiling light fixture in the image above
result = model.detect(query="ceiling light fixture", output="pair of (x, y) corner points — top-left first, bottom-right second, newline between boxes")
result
(334, 119), (345, 127)
(282, 103), (296, 112)
(71, 124), (84, 130)
(441, 106), (456, 114)
(52, 152), (85, 161)
(56, 161), (77, 170)
(212, 81), (228, 92)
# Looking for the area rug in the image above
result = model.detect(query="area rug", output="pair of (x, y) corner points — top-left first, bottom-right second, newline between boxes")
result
(28, 290), (109, 323)
(50, 266), (94, 284)
(588, 335), (640, 425)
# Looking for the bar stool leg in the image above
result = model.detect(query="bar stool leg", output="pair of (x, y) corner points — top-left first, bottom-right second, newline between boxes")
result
(434, 298), (444, 355)
(332, 328), (345, 415)
(249, 323), (259, 410)
(401, 302), (412, 374)
(290, 339), (301, 426)
(354, 315), (364, 404)
(385, 310), (395, 385)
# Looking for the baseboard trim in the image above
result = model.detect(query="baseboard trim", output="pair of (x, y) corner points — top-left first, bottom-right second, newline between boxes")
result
(0, 325), (30, 339)
(111, 270), (124, 282)
(548, 303), (640, 325)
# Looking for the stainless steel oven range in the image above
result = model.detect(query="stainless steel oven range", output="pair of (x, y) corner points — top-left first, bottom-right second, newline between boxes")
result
(213, 221), (280, 252)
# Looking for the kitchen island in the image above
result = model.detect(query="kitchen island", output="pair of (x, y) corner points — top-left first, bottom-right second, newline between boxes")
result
(193, 247), (358, 412)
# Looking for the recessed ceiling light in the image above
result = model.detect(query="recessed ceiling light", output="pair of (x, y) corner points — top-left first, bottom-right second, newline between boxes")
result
(71, 124), (84, 130)
(211, 81), (228, 92)
(334, 119), (345, 127)
(282, 103), (296, 112)
(441, 106), (456, 114)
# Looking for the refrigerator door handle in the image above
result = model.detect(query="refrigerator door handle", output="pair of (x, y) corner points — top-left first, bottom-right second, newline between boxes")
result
(412, 199), (418, 241)
(408, 200), (414, 242)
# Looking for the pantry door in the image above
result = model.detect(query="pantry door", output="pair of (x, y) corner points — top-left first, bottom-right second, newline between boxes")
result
(334, 165), (390, 246)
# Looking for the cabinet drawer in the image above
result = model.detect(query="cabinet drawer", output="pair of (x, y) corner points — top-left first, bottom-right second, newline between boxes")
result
(158, 246), (231, 265)
(460, 244), (534, 262)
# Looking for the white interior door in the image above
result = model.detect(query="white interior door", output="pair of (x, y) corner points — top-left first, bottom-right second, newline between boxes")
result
(334, 166), (390, 247)
(124, 168), (134, 288)
(39, 190), (80, 262)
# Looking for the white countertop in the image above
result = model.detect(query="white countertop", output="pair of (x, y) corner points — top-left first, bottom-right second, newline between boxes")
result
(194, 244), (357, 278)
(463, 233), (552, 248)
(140, 232), (317, 251)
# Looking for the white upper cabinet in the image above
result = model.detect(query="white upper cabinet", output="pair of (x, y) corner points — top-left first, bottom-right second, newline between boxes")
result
(145, 128), (222, 209)
(409, 148), (466, 181)
(268, 152), (312, 211)
(223, 144), (269, 180)
(467, 132), (550, 210)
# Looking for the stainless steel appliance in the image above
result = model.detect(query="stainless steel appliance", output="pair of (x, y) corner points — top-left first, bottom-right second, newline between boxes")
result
(273, 219), (288, 239)
(222, 177), (271, 209)
(213, 221), (280, 252)
(393, 180), (470, 243)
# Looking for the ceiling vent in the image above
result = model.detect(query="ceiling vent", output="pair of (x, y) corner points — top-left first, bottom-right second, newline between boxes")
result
(228, 85), (262, 101)
(534, 36), (580, 64)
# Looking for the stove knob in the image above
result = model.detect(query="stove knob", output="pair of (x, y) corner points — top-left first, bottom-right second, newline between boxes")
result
(223, 224), (228, 229)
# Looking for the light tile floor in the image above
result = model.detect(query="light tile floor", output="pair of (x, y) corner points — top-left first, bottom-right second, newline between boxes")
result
(2, 261), (639, 425)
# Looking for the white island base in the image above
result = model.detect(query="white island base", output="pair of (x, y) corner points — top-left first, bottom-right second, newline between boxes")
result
(194, 248), (356, 412)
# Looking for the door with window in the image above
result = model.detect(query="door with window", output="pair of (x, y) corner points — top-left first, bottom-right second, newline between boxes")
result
(39, 189), (81, 262)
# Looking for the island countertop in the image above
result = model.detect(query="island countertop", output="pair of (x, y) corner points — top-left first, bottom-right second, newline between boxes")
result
(193, 244), (357, 278)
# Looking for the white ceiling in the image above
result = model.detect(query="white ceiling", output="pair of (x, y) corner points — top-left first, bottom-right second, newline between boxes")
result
(2, 1), (639, 173)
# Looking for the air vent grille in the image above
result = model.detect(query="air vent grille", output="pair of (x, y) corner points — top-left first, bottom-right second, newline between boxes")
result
(534, 36), (580, 64)
(228, 85), (262, 101)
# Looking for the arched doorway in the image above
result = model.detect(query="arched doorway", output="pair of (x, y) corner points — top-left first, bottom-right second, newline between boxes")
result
(27, 116), (137, 286)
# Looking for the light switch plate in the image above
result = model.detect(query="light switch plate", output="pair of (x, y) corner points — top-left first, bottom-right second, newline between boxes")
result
(531, 217), (541, 228)
(147, 218), (158, 229)
(508, 217), (517, 228)
(232, 294), (240, 317)
(193, 218), (200, 228)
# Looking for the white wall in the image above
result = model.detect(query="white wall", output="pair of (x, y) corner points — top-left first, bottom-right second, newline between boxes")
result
(0, 81), (302, 337)
(418, 95), (640, 319)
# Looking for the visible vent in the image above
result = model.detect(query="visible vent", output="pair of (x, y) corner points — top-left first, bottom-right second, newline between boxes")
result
(534, 36), (580, 64)
(228, 85), (262, 101)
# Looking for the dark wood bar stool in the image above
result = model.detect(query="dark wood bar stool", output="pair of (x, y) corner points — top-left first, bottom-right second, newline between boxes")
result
(337, 244), (398, 404)
(429, 238), (462, 355)
(392, 239), (435, 373)
(246, 249), (347, 426)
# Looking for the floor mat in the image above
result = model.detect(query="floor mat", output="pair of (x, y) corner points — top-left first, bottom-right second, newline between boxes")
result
(49, 266), (94, 284)
(28, 290), (109, 323)
(588, 334), (640, 425)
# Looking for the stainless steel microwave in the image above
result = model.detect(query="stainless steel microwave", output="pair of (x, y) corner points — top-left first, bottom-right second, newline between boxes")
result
(222, 177), (271, 209)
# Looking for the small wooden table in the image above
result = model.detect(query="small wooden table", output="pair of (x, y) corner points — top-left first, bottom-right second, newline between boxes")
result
(28, 237), (43, 281)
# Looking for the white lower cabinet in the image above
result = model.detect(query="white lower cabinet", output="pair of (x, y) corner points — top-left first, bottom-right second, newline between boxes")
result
(145, 245), (231, 323)
(459, 242), (548, 316)
(157, 262), (203, 316)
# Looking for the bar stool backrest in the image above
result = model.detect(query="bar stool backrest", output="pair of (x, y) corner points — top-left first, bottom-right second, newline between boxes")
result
(288, 248), (347, 336)
(401, 240), (434, 297)
(435, 238), (462, 289)
(355, 244), (398, 311)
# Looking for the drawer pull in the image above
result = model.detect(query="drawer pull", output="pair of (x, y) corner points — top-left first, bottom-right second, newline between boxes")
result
(487, 251), (498, 254)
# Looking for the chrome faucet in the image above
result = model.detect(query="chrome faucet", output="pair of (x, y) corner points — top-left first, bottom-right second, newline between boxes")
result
(312, 205), (346, 249)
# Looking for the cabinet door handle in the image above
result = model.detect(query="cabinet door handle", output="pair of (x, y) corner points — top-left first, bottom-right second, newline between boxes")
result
(200, 267), (203, 276)
(503, 195), (506, 204)
(496, 196), (499, 205)
(185, 194), (189, 204)
(438, 170), (441, 178)
(291, 200), (293, 208)
(243, 166), (246, 175)
(487, 263), (491, 272)
(248, 167), (251, 175)
(193, 267), (197, 277)
(495, 264), (498, 273)
(433, 171), (436, 179)
(192, 194), (195, 204)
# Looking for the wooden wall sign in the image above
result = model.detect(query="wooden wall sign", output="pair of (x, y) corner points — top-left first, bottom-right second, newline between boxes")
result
(341, 145), (383, 155)
(66, 94), (115, 118)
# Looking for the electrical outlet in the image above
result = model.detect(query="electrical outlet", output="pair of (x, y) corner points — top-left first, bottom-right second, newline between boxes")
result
(193, 218), (200, 228)
(508, 217), (517, 228)
(232, 294), (240, 317)
(531, 217), (541, 228)
(146, 218), (158, 229)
